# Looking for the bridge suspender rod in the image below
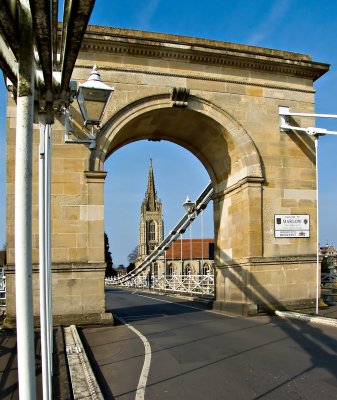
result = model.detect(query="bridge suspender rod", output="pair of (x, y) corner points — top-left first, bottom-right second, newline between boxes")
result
(180, 234), (183, 274)
(201, 210), (204, 269)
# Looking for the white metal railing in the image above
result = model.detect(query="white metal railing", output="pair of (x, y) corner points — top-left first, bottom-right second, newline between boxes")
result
(111, 181), (214, 285)
(106, 273), (214, 296)
(0, 273), (6, 301)
(321, 270), (337, 304)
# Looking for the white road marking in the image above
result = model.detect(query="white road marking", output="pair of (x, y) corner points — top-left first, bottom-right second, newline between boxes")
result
(116, 291), (250, 398)
(117, 316), (152, 400)
(132, 292), (177, 303)
(122, 314), (167, 321)
(131, 291), (243, 317)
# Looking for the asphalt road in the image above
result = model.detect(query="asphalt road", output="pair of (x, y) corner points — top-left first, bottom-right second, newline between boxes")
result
(81, 288), (337, 400)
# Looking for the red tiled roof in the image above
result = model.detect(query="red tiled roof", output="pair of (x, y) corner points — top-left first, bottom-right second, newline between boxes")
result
(165, 238), (213, 260)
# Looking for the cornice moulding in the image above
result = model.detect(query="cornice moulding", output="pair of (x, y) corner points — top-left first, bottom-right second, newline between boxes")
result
(81, 26), (329, 81)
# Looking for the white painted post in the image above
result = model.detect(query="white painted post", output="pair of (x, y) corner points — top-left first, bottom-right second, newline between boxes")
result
(315, 137), (320, 315)
(201, 210), (204, 271)
(46, 124), (53, 387)
(180, 235), (183, 274)
(15, 2), (36, 398)
(39, 119), (53, 399)
(15, 94), (36, 400)
(39, 118), (49, 399)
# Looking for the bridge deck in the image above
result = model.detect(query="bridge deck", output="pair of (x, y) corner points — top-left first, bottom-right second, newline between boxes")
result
(1, 300), (337, 399)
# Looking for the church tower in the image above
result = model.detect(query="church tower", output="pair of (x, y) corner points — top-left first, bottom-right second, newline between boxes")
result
(137, 160), (164, 261)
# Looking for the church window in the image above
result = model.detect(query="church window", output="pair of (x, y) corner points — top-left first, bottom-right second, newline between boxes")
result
(148, 220), (156, 241)
(167, 263), (174, 275)
(184, 265), (192, 275)
(201, 263), (210, 275)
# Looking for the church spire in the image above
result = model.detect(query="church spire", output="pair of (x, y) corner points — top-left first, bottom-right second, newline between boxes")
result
(144, 158), (158, 211)
(138, 159), (164, 260)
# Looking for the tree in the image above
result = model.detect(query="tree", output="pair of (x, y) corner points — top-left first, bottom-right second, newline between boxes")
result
(127, 262), (136, 273)
(104, 232), (116, 278)
(128, 246), (138, 264)
(321, 256), (332, 274)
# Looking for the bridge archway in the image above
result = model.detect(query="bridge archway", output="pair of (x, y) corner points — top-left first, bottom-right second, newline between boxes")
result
(5, 26), (325, 322)
(90, 94), (265, 314)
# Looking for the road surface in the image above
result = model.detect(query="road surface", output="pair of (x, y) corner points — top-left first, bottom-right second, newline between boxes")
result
(81, 288), (337, 399)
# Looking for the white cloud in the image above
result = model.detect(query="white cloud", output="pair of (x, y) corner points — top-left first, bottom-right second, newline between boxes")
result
(247, 0), (293, 46)
(136, 0), (161, 29)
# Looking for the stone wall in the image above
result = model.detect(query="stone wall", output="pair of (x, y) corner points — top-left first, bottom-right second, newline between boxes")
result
(5, 27), (328, 320)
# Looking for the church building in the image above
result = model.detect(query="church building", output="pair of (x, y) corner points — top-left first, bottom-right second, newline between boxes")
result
(137, 159), (164, 260)
(137, 160), (214, 276)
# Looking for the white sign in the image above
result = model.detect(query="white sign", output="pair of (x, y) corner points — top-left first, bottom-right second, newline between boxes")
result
(274, 214), (310, 238)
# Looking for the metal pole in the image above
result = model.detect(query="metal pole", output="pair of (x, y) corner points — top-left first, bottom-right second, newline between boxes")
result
(201, 210), (204, 271)
(164, 251), (166, 276)
(39, 119), (53, 399)
(190, 224), (192, 262)
(46, 124), (53, 386)
(15, 2), (36, 398)
(315, 136), (320, 315)
(180, 234), (183, 274)
(39, 118), (51, 399)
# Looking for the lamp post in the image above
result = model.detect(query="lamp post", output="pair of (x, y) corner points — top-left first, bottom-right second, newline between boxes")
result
(65, 65), (114, 148)
(77, 65), (114, 126)
(37, 65), (114, 399)
(183, 196), (197, 268)
(183, 196), (196, 217)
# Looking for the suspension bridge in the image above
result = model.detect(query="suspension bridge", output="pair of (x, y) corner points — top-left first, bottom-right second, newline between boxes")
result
(106, 182), (215, 296)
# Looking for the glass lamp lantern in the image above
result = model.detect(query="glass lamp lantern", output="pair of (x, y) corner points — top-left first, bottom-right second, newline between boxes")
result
(183, 196), (196, 215)
(77, 65), (114, 126)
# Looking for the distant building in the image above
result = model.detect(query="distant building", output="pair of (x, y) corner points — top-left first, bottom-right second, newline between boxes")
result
(319, 244), (337, 268)
(155, 238), (214, 276)
(137, 159), (164, 261)
(115, 266), (127, 277)
(137, 161), (214, 275)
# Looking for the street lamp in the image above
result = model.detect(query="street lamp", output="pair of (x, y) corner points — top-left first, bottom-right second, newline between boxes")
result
(183, 196), (196, 218)
(183, 196), (197, 263)
(77, 65), (114, 126)
(65, 65), (114, 149)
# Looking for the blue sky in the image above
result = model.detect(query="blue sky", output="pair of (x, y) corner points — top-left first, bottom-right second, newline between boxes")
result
(1, 1), (337, 266)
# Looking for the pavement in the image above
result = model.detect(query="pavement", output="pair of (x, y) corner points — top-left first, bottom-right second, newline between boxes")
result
(1, 301), (337, 399)
(0, 327), (43, 399)
(275, 303), (337, 328)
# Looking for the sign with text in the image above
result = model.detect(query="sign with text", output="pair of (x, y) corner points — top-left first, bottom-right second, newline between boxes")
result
(274, 214), (310, 238)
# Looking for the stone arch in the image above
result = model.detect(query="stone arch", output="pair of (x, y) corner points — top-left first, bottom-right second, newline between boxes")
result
(90, 93), (263, 192)
(88, 93), (265, 315)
